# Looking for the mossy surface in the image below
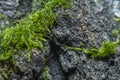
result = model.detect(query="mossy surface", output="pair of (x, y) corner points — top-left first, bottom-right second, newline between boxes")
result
(0, 0), (70, 61)
(0, 0), (70, 78)
(66, 41), (117, 59)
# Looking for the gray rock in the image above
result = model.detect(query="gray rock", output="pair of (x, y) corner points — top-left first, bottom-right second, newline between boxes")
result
(9, 49), (45, 80)
(0, 0), (31, 18)
(0, 0), (39, 29)
(59, 50), (78, 72)
(1, 0), (120, 80)
(48, 56), (66, 80)
(51, 0), (120, 80)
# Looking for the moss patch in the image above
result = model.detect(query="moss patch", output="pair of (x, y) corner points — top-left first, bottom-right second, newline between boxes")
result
(0, 0), (70, 61)
(0, 0), (70, 78)
(66, 41), (117, 59)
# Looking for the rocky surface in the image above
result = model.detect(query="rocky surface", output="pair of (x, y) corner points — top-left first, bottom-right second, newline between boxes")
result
(9, 49), (46, 80)
(50, 0), (120, 80)
(0, 0), (31, 18)
(0, 0), (120, 80)
(52, 0), (117, 48)
(0, 0), (40, 29)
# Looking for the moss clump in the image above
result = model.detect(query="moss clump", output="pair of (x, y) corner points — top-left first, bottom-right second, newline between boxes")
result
(89, 41), (116, 58)
(0, 0), (70, 61)
(114, 18), (120, 22)
(43, 66), (50, 80)
(66, 41), (117, 59)
(0, 0), (70, 78)
(0, 11), (55, 61)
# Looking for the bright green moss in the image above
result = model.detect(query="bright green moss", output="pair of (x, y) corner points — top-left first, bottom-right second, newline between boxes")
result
(114, 18), (120, 22)
(66, 41), (117, 59)
(0, 0), (70, 78)
(0, 12), (55, 61)
(0, 0), (70, 61)
(91, 41), (116, 58)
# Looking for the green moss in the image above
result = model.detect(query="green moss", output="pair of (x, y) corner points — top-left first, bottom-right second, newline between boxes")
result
(0, 14), (7, 19)
(43, 66), (50, 80)
(91, 41), (116, 58)
(0, 0), (70, 61)
(66, 41), (117, 59)
(114, 18), (120, 22)
(0, 0), (70, 78)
